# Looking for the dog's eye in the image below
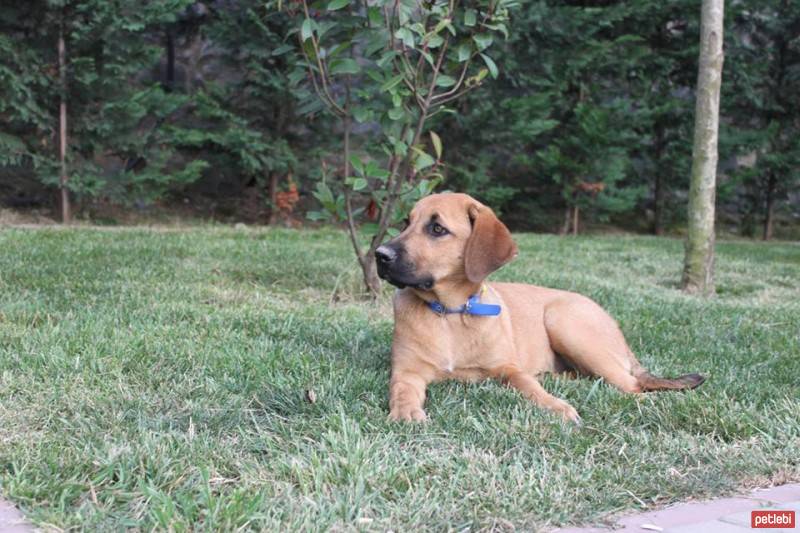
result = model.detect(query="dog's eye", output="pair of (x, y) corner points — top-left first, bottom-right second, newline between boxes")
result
(428, 222), (449, 237)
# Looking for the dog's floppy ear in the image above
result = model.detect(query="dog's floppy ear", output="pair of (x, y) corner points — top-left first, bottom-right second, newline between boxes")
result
(464, 203), (518, 283)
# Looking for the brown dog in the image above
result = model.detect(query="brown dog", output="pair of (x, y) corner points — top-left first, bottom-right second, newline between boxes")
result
(375, 193), (704, 423)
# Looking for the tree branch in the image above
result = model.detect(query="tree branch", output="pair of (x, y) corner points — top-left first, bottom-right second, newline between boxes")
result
(431, 58), (472, 102)
(301, 0), (345, 116)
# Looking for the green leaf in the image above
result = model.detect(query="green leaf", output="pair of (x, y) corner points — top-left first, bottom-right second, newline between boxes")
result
(430, 131), (442, 160)
(368, 6), (382, 26)
(394, 140), (408, 157)
(327, 0), (349, 10)
(313, 182), (335, 210)
(301, 18), (314, 42)
(410, 22), (426, 36)
(435, 75), (457, 88)
(433, 18), (451, 34)
(472, 33), (493, 51)
(464, 9), (477, 27)
(417, 179), (435, 196)
(329, 41), (351, 58)
(352, 177), (368, 191)
(480, 53), (498, 79)
(330, 58), (360, 75)
(386, 227), (400, 238)
(297, 97), (324, 116)
(349, 155), (364, 175)
(457, 43), (471, 62)
(413, 149), (436, 171)
(307, 210), (330, 221)
(485, 22), (509, 39)
(365, 68), (384, 83)
(301, 39), (317, 61)
(380, 74), (405, 92)
(377, 50), (398, 67)
(272, 44), (294, 56)
(395, 28), (415, 48)
(465, 70), (486, 88)
(366, 162), (390, 180)
(334, 194), (346, 219)
(426, 34), (444, 48)
(398, 2), (412, 25)
(352, 107), (369, 123)
(388, 107), (405, 120)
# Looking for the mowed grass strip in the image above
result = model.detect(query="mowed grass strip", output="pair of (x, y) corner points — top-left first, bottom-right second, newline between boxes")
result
(0, 227), (798, 531)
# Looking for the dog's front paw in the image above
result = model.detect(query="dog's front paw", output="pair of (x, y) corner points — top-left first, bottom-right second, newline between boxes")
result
(550, 399), (581, 425)
(389, 406), (427, 422)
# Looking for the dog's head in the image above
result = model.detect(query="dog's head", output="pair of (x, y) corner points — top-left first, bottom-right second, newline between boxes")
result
(375, 193), (517, 290)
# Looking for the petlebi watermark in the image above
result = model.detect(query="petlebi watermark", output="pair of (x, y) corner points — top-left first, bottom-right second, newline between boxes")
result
(751, 510), (795, 529)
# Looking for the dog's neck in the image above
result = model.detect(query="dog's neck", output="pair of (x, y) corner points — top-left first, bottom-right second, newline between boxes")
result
(411, 279), (484, 310)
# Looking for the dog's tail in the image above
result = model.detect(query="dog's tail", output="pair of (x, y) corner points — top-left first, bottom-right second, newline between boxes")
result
(636, 371), (706, 392)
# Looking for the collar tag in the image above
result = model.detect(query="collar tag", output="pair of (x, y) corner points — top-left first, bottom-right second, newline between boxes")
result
(430, 301), (446, 315)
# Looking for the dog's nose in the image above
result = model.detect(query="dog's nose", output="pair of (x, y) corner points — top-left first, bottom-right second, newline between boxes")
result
(375, 245), (397, 264)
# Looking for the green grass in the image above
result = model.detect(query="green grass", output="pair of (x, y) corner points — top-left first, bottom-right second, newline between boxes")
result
(0, 226), (798, 531)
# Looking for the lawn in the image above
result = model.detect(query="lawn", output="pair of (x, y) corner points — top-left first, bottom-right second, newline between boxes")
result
(0, 226), (798, 531)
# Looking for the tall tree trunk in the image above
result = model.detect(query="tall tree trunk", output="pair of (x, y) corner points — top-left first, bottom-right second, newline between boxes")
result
(560, 205), (571, 235)
(763, 172), (776, 241)
(58, 23), (71, 224)
(572, 205), (579, 236)
(682, 0), (724, 295)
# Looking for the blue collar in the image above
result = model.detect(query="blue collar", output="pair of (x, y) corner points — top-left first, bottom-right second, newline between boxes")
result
(427, 293), (501, 316)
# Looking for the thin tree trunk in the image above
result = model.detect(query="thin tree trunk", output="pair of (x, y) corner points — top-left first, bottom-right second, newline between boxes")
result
(763, 172), (776, 241)
(339, 75), (382, 297)
(572, 205), (579, 236)
(560, 205), (571, 235)
(361, 257), (381, 296)
(682, 0), (724, 295)
(58, 23), (71, 224)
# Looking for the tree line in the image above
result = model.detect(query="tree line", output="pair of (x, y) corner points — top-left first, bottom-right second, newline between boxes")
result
(1, 0), (798, 241)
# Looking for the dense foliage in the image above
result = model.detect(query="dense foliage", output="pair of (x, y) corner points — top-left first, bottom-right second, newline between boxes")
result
(1, 0), (208, 203)
(1, 0), (798, 237)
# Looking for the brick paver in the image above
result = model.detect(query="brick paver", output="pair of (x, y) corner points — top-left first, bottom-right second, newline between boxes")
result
(557, 483), (800, 533)
(0, 498), (32, 533)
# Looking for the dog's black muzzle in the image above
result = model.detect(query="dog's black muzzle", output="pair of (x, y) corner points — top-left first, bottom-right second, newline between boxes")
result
(375, 243), (434, 290)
